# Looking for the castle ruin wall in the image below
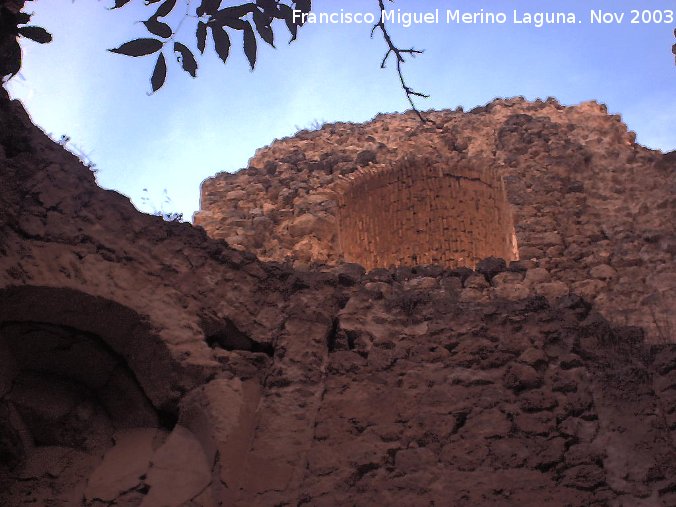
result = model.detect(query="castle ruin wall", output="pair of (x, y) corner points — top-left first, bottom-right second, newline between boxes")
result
(194, 98), (675, 341)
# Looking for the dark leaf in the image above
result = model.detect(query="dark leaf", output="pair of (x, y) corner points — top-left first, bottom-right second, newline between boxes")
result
(274, 2), (291, 18)
(253, 9), (274, 47)
(110, 0), (133, 8)
(0, 39), (21, 78)
(143, 18), (172, 38)
(109, 38), (163, 57)
(243, 21), (256, 70)
(154, 0), (177, 18)
(213, 4), (256, 22)
(221, 17), (247, 30)
(278, 4), (297, 41)
(174, 42), (197, 77)
(17, 26), (53, 44)
(151, 52), (167, 92)
(256, 0), (278, 15)
(196, 21), (208, 54)
(211, 25), (230, 63)
(197, 0), (221, 16)
(294, 0), (311, 14)
(16, 13), (31, 24)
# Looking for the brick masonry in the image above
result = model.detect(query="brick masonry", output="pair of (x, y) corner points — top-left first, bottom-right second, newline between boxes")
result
(337, 158), (517, 270)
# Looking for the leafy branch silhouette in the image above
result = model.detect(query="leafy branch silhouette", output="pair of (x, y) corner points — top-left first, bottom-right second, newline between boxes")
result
(2, 0), (430, 116)
(108, 0), (311, 93)
(108, 0), (430, 116)
(2, 1), (675, 116)
(0, 3), (51, 80)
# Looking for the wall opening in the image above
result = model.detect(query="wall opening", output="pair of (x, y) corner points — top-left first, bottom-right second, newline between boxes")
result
(0, 287), (181, 506)
(337, 157), (518, 270)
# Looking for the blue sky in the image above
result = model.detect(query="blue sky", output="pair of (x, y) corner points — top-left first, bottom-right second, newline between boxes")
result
(7, 0), (676, 220)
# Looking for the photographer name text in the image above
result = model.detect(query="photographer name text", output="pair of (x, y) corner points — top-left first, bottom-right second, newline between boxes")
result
(293, 8), (674, 28)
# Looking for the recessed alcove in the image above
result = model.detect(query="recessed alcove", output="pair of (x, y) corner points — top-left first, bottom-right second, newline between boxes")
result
(0, 286), (175, 503)
(337, 157), (518, 270)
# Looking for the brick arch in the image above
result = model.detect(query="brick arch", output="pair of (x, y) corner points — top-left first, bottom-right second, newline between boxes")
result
(336, 157), (518, 269)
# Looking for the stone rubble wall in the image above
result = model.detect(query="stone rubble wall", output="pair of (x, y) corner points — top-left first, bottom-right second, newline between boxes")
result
(195, 98), (675, 341)
(302, 266), (676, 506)
(1, 88), (675, 507)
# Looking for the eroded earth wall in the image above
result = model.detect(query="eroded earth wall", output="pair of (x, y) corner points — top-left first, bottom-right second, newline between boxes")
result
(0, 87), (675, 507)
(195, 98), (675, 341)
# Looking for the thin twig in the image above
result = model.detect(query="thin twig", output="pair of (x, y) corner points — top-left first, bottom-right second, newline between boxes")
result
(171, 0), (192, 39)
(372, 0), (429, 122)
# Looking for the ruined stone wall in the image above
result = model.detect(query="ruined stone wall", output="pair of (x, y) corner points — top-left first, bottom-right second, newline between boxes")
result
(195, 98), (675, 341)
(337, 158), (517, 269)
(2, 88), (676, 506)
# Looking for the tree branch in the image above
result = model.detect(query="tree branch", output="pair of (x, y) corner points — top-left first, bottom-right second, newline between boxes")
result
(372, 0), (429, 122)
